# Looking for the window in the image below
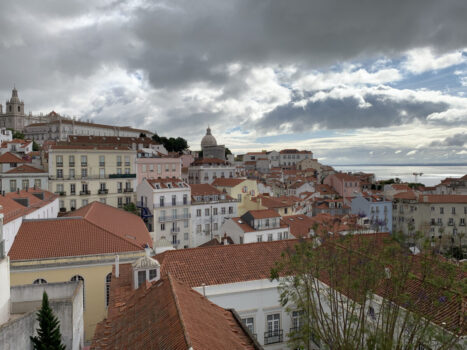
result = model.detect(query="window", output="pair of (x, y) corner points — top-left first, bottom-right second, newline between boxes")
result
(184, 232), (189, 240)
(125, 168), (130, 174)
(137, 270), (146, 287)
(452, 207), (456, 214)
(284, 231), (288, 239)
(213, 223), (218, 231)
(237, 194), (242, 201)
(278, 232), (283, 240)
(105, 273), (112, 307)
(265, 313), (282, 344)
(157, 164), (161, 174)
(99, 168), (105, 178)
(229, 206), (233, 214)
(183, 194), (188, 205)
(82, 199), (88, 206)
(368, 306), (376, 320)
(172, 195), (176, 206)
(34, 179), (41, 189)
(99, 155), (105, 167)
(440, 207), (444, 214)
(197, 224), (202, 233)
(213, 207), (218, 215)
(205, 208), (210, 216)
(161, 223), (165, 231)
(124, 156), (130, 166)
(69, 155), (75, 167)
(149, 269), (158, 280)
(221, 207), (226, 215)
(205, 224), (210, 233)
(9, 179), (16, 192)
(70, 199), (76, 210)
(197, 209), (202, 217)
(70, 275), (85, 307)
(160, 196), (165, 207)
(81, 168), (87, 178)
(69, 168), (75, 178)
(33, 278), (47, 284)
(22, 179), (29, 190)
(257, 235), (263, 242)
(184, 220), (189, 228)
(56, 169), (63, 178)
(56, 155), (63, 167)
(142, 164), (147, 172)
(242, 317), (255, 333)
(172, 164), (176, 172)
(448, 218), (454, 226)
(268, 233), (273, 241)
(291, 310), (304, 331)
(460, 218), (465, 226)
(81, 155), (87, 166)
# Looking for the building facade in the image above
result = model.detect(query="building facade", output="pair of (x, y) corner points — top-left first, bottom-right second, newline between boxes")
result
(200, 126), (226, 160)
(136, 178), (192, 249)
(48, 145), (137, 212)
(188, 158), (236, 184)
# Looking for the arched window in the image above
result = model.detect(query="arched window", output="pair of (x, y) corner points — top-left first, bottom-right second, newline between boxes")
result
(105, 273), (112, 307)
(71, 275), (85, 308)
(33, 278), (47, 284)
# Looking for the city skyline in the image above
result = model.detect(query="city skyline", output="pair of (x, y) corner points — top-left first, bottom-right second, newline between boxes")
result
(0, 0), (466, 164)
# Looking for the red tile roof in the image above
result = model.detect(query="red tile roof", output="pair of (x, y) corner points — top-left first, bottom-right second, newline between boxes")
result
(0, 152), (28, 163)
(393, 191), (417, 200)
(212, 178), (246, 187)
(156, 240), (298, 287)
(189, 184), (222, 196)
(9, 201), (151, 260)
(281, 214), (316, 238)
(247, 209), (281, 219)
(50, 145), (132, 151)
(5, 164), (47, 174)
(147, 178), (188, 189)
(92, 266), (260, 349)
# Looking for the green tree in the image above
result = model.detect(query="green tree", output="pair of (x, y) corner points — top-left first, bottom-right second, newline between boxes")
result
(8, 128), (25, 139)
(33, 141), (40, 151)
(123, 202), (138, 215)
(271, 234), (465, 350)
(225, 147), (232, 158)
(151, 133), (189, 153)
(30, 292), (66, 350)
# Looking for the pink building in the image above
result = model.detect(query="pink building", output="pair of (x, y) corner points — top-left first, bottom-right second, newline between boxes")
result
(180, 154), (194, 168)
(136, 156), (182, 184)
(323, 173), (361, 199)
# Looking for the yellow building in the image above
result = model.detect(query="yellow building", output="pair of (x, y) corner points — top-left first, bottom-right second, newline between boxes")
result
(48, 145), (137, 212)
(8, 201), (152, 342)
(212, 178), (258, 216)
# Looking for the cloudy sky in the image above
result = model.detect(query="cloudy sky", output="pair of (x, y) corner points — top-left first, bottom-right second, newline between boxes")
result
(1, 0), (466, 164)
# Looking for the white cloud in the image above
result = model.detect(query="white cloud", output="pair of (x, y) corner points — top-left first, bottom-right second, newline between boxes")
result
(406, 150), (417, 156)
(402, 47), (467, 74)
(395, 150), (402, 154)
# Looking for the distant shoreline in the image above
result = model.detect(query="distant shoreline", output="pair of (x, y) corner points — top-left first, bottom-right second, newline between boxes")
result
(331, 163), (467, 167)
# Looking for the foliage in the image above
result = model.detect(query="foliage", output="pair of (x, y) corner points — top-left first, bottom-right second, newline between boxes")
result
(225, 147), (232, 157)
(33, 141), (40, 151)
(152, 133), (189, 153)
(378, 178), (401, 185)
(30, 292), (66, 350)
(139, 132), (147, 138)
(270, 233), (466, 350)
(8, 128), (25, 139)
(123, 202), (138, 215)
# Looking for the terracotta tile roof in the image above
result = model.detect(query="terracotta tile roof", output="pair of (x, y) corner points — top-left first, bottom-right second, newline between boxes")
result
(147, 178), (188, 189)
(247, 209), (281, 219)
(65, 201), (152, 248)
(50, 144), (132, 151)
(212, 178), (246, 187)
(0, 189), (58, 224)
(92, 266), (260, 349)
(393, 191), (417, 200)
(156, 239), (299, 287)
(281, 214), (316, 238)
(189, 184), (222, 196)
(0, 152), (28, 163)
(331, 172), (360, 181)
(421, 195), (467, 203)
(5, 164), (47, 174)
(9, 202), (151, 260)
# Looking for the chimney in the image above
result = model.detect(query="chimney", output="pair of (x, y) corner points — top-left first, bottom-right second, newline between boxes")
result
(115, 255), (120, 278)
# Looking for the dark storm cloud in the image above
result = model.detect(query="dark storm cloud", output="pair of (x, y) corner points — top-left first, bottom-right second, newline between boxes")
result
(254, 92), (449, 132)
(430, 133), (467, 147)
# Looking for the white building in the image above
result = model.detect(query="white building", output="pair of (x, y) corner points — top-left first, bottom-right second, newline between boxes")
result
(220, 209), (291, 244)
(190, 184), (238, 246)
(0, 128), (12, 145)
(351, 194), (393, 232)
(0, 139), (33, 155)
(188, 158), (236, 184)
(0, 189), (59, 255)
(0, 164), (48, 193)
(136, 178), (191, 249)
(279, 149), (313, 167)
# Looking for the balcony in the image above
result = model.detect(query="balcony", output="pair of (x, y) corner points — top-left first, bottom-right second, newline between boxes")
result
(124, 188), (134, 193)
(55, 191), (66, 196)
(264, 330), (283, 345)
(109, 173), (136, 179)
(99, 162), (105, 167)
(154, 201), (191, 208)
(98, 189), (108, 195)
(158, 213), (191, 222)
(56, 162), (63, 167)
(171, 227), (180, 233)
(69, 162), (75, 167)
(117, 188), (123, 193)
(81, 163), (87, 167)
(79, 190), (90, 195)
(117, 162), (122, 167)
(59, 207), (66, 212)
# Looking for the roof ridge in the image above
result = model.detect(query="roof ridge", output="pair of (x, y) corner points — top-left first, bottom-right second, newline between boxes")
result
(84, 217), (143, 250)
(167, 274), (193, 349)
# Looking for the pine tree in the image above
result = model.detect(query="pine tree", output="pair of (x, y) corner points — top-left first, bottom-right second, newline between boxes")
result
(30, 291), (66, 350)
